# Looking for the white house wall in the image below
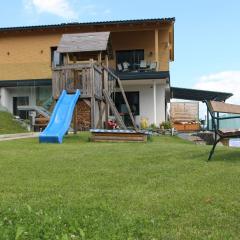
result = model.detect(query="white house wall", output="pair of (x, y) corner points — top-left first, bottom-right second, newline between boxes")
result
(156, 84), (166, 124)
(0, 87), (11, 111)
(121, 82), (167, 126)
(0, 87), (36, 114)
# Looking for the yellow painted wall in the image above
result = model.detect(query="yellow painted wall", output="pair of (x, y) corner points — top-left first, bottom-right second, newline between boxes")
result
(0, 33), (62, 80)
(0, 28), (171, 81)
(110, 30), (170, 71)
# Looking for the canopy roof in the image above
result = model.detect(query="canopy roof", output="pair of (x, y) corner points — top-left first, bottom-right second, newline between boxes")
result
(171, 87), (233, 102)
(57, 32), (111, 53)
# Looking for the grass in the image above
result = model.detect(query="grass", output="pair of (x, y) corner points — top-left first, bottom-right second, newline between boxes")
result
(0, 133), (240, 239)
(0, 111), (27, 134)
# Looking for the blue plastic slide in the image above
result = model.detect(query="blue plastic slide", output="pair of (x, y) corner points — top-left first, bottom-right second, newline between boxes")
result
(39, 90), (81, 143)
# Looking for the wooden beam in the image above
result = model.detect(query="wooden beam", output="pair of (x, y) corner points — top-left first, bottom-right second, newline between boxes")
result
(73, 70), (78, 133)
(90, 60), (95, 129)
(103, 89), (127, 129)
(155, 29), (159, 71)
(98, 52), (102, 64)
(102, 65), (137, 130)
(97, 101), (105, 128)
(116, 77), (138, 130)
(105, 55), (109, 68)
(103, 68), (109, 128)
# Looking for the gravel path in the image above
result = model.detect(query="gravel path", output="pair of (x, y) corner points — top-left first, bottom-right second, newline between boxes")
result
(0, 132), (39, 141)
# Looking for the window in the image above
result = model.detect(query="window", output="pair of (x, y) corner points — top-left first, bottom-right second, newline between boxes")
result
(13, 96), (29, 119)
(116, 50), (144, 71)
(113, 91), (139, 116)
(36, 86), (53, 110)
(51, 47), (63, 66)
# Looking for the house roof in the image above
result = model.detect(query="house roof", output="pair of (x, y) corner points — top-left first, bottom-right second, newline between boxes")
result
(171, 87), (233, 102)
(57, 32), (110, 53)
(0, 18), (175, 33)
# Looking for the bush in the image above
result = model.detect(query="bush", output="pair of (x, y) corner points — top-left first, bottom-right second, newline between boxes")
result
(149, 123), (158, 130)
(160, 121), (172, 130)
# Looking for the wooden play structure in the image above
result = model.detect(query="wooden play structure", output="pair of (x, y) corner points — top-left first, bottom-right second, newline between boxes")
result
(51, 32), (138, 137)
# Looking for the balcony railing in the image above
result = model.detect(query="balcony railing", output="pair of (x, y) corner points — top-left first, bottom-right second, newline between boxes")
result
(116, 60), (158, 73)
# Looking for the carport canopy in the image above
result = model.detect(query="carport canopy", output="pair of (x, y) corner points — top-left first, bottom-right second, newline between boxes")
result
(171, 87), (233, 131)
(171, 87), (233, 102)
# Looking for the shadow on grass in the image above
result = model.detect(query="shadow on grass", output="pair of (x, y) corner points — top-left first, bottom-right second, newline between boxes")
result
(209, 150), (240, 163)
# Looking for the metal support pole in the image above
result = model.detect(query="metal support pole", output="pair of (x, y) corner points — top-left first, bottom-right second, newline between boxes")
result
(207, 110), (209, 131)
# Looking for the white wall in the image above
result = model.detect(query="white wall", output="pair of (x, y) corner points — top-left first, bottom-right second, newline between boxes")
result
(120, 82), (167, 126)
(0, 87), (11, 111)
(0, 87), (36, 113)
(156, 84), (166, 124)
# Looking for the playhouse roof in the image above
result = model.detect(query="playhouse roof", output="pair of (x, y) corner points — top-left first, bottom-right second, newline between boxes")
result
(57, 32), (110, 53)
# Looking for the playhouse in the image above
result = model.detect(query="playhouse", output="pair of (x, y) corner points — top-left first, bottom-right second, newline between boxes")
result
(39, 32), (144, 143)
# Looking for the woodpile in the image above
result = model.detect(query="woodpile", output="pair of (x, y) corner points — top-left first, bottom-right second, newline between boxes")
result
(34, 114), (49, 132)
(77, 100), (91, 130)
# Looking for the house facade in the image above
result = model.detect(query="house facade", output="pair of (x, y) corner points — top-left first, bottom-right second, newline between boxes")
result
(0, 18), (175, 126)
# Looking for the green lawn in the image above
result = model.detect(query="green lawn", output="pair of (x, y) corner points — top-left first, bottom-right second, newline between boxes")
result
(0, 111), (27, 134)
(0, 133), (239, 239)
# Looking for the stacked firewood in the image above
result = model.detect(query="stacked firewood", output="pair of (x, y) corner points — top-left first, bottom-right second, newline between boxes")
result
(77, 100), (91, 130)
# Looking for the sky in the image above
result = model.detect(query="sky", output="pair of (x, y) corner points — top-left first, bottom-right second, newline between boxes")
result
(1, 0), (240, 111)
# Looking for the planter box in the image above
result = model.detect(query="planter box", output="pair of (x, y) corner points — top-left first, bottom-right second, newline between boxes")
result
(173, 123), (200, 132)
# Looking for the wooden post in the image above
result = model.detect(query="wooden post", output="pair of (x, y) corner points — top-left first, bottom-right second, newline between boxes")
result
(90, 59), (95, 129)
(73, 70), (78, 134)
(103, 68), (109, 128)
(98, 52), (102, 65)
(155, 29), (159, 71)
(97, 101), (105, 128)
(105, 55), (109, 68)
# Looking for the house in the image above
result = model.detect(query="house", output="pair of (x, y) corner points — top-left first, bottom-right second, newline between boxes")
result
(0, 18), (175, 127)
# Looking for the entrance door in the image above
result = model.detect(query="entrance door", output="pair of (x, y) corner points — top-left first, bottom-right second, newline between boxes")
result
(13, 96), (29, 119)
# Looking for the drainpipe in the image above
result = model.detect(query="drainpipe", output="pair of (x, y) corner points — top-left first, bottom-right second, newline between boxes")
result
(153, 80), (157, 125)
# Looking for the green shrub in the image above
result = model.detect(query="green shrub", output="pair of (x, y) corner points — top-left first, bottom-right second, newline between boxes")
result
(160, 121), (172, 129)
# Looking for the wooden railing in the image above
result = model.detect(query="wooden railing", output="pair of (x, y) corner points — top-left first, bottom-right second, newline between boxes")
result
(52, 63), (103, 99)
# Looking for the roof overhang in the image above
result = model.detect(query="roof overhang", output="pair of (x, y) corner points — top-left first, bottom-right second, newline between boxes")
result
(171, 87), (233, 102)
(0, 79), (51, 87)
(0, 18), (175, 34)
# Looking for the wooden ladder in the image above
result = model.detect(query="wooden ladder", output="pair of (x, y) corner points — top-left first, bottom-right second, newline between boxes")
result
(102, 66), (138, 131)
(103, 89), (127, 130)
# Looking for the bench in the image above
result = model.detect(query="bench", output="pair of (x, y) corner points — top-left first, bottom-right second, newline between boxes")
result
(205, 100), (240, 160)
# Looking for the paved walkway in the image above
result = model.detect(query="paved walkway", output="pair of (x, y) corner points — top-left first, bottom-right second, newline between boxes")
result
(178, 132), (206, 144)
(0, 132), (39, 141)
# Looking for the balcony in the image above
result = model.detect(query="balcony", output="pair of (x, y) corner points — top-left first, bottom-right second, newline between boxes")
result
(114, 60), (169, 81)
